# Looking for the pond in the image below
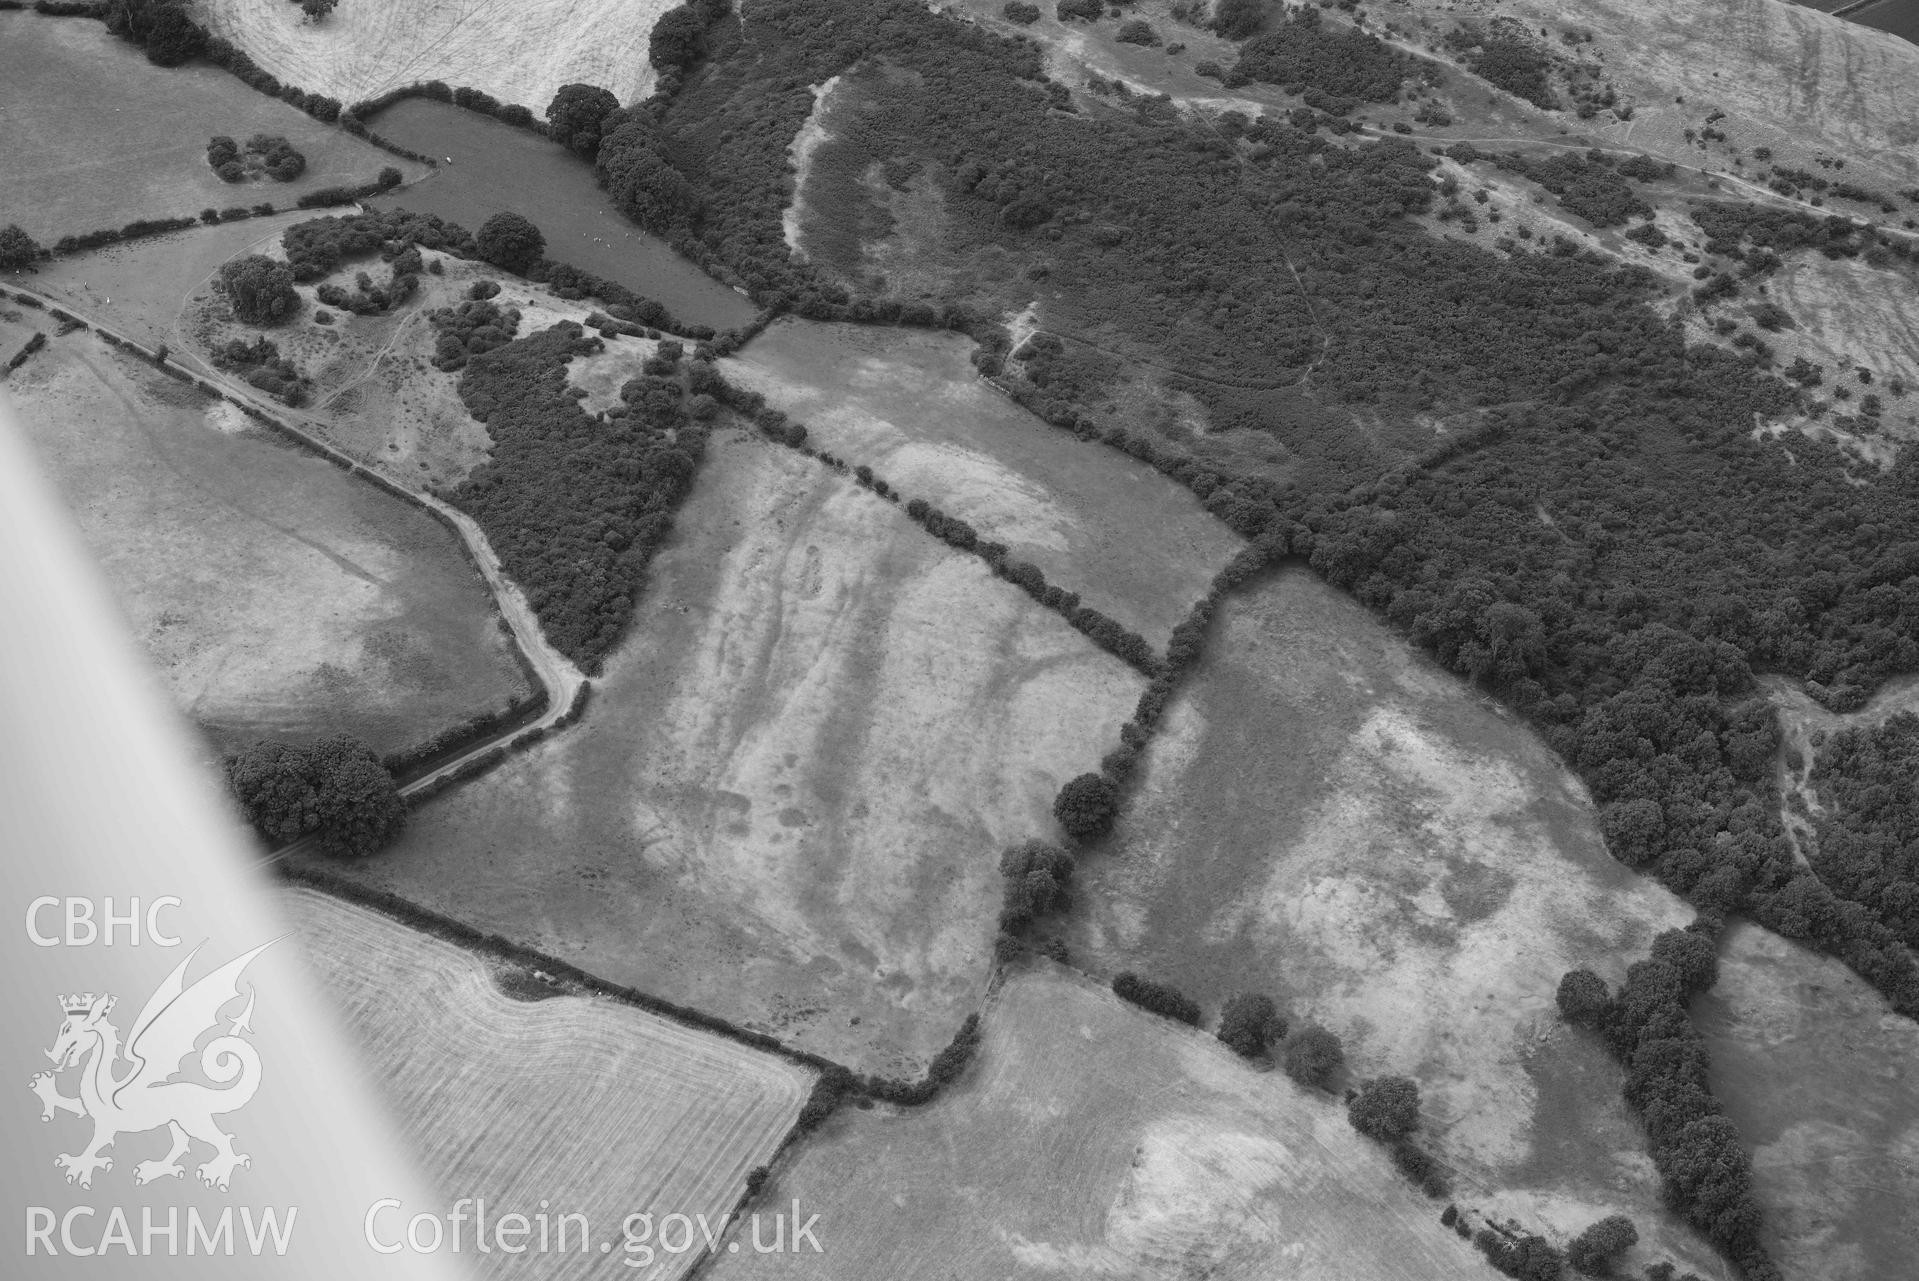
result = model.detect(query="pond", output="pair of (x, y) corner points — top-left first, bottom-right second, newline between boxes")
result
(365, 98), (756, 332)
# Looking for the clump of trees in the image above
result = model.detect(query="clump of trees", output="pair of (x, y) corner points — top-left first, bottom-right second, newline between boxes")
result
(1228, 8), (1420, 112)
(1567, 1214), (1638, 1275)
(211, 334), (309, 404)
(475, 211), (546, 275)
(217, 255), (301, 325)
(0, 224), (41, 271)
(1805, 712), (1919, 950)
(546, 83), (621, 159)
(429, 296), (521, 371)
(1347, 1075), (1420, 1142)
(1216, 992), (1285, 1058)
(1213, 0), (1264, 40)
(208, 133), (306, 183)
(1115, 18), (1157, 45)
(1000, 0), (1039, 22)
(1280, 1022), (1343, 1089)
(1112, 971), (1201, 1026)
(1444, 144), (1657, 228)
(1444, 19), (1557, 110)
(281, 207), (472, 281)
(997, 840), (1073, 931)
(1052, 771), (1118, 843)
(447, 321), (708, 669)
(1554, 926), (1768, 1274)
(225, 735), (405, 856)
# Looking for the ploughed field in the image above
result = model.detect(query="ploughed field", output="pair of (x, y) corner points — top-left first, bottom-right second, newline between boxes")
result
(285, 888), (813, 1281)
(0, 14), (421, 242)
(193, 0), (675, 113)
(1697, 921), (1919, 1281)
(705, 964), (1486, 1281)
(1067, 567), (1725, 1273)
(298, 423), (1144, 1075)
(720, 320), (1245, 650)
(366, 100), (757, 333)
(6, 331), (531, 760)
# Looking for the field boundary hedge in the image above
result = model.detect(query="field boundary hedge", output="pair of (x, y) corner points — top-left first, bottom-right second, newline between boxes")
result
(280, 862), (844, 1071)
(705, 369), (1163, 677)
(3, 331), (48, 374)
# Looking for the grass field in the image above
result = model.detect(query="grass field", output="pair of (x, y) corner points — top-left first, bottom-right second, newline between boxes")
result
(1696, 922), (1919, 1281)
(367, 99), (756, 332)
(194, 0), (674, 111)
(1065, 566), (1724, 1273)
(28, 213), (323, 354)
(0, 15), (423, 242)
(296, 423), (1144, 1075)
(722, 321), (1244, 648)
(705, 964), (1485, 1281)
(285, 887), (812, 1281)
(6, 331), (531, 760)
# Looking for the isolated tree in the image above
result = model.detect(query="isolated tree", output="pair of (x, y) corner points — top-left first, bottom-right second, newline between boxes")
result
(1567, 1214), (1638, 1275)
(648, 3), (711, 72)
(377, 166), (403, 190)
(545, 83), (620, 159)
(225, 741), (322, 844)
(1281, 1023), (1344, 1089)
(1556, 968), (1613, 1030)
(1348, 1075), (1421, 1142)
(217, 255), (301, 325)
(299, 0), (338, 21)
(0, 224), (41, 271)
(1213, 0), (1265, 39)
(475, 211), (545, 274)
(308, 736), (406, 857)
(1053, 772), (1118, 843)
(1216, 992), (1285, 1058)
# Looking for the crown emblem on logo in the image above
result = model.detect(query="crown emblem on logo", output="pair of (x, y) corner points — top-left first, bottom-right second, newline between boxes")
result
(60, 993), (100, 1015)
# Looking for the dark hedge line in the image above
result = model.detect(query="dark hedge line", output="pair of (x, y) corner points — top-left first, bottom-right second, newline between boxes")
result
(348, 80), (544, 139)
(4, 331), (48, 373)
(278, 863), (842, 1072)
(703, 368), (1162, 675)
(50, 214), (198, 256)
(378, 688), (550, 784)
(1112, 971), (1201, 1025)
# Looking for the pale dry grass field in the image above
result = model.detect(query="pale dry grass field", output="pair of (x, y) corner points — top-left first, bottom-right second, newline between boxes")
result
(1068, 567), (1725, 1275)
(6, 331), (530, 759)
(192, 0), (675, 109)
(310, 424), (1144, 1076)
(285, 887), (813, 1281)
(722, 320), (1244, 649)
(1697, 922), (1919, 1281)
(706, 964), (1487, 1281)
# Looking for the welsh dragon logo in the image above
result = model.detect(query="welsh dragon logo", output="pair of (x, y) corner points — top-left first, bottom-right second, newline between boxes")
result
(29, 941), (276, 1191)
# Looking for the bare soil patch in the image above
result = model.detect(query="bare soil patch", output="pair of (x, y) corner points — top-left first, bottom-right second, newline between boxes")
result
(1067, 566), (1723, 1272)
(1696, 921), (1919, 1281)
(286, 887), (811, 1281)
(0, 15), (423, 242)
(706, 964), (1486, 1281)
(722, 320), (1243, 648)
(7, 332), (530, 760)
(301, 424), (1143, 1075)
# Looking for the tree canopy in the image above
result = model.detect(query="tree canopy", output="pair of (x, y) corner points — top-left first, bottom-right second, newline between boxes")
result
(1216, 992), (1285, 1058)
(0, 224), (40, 271)
(217, 255), (301, 325)
(1347, 1075), (1421, 1142)
(475, 211), (546, 275)
(225, 736), (404, 857)
(546, 83), (621, 159)
(1052, 772), (1118, 843)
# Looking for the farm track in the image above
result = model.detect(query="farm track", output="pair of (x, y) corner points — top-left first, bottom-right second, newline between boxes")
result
(2, 280), (587, 828)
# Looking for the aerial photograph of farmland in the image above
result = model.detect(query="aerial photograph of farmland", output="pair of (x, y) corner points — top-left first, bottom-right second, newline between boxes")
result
(3, 0), (1917, 1276)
